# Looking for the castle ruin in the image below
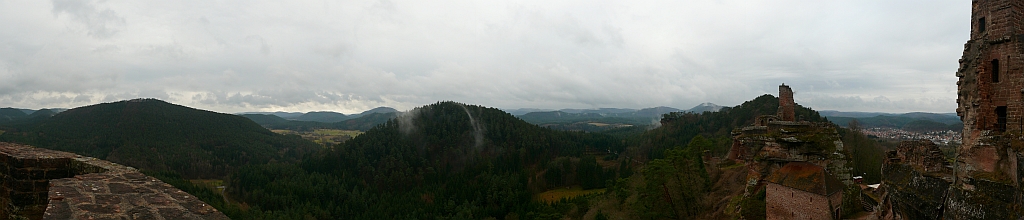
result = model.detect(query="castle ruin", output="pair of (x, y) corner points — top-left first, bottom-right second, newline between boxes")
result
(877, 1), (1024, 219)
(728, 84), (854, 219)
(952, 0), (1024, 218)
(778, 84), (796, 122)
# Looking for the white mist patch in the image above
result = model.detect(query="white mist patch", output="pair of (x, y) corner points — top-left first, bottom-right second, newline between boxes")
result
(649, 117), (662, 130)
(398, 108), (420, 135)
(458, 104), (485, 148)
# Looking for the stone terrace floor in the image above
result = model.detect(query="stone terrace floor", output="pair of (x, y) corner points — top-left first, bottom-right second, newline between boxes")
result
(44, 171), (228, 220)
(0, 142), (229, 220)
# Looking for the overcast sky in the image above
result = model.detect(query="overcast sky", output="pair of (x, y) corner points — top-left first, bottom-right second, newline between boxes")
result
(0, 0), (968, 114)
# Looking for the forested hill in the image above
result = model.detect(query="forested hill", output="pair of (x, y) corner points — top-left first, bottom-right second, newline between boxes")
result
(227, 101), (624, 219)
(0, 98), (319, 179)
(632, 94), (827, 160)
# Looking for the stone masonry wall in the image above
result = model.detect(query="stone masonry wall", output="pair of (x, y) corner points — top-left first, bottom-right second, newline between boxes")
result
(0, 142), (228, 220)
(957, 0), (1024, 176)
(765, 183), (835, 220)
(0, 143), (78, 219)
(777, 84), (795, 121)
(951, 0), (1024, 219)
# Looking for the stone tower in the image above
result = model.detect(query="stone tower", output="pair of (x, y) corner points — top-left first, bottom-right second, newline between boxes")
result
(950, 0), (1024, 218)
(778, 84), (795, 121)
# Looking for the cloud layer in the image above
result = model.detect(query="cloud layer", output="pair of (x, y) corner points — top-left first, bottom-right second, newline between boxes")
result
(0, 0), (968, 113)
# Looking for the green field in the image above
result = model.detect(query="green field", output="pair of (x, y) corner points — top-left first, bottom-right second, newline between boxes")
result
(535, 186), (606, 203)
(272, 129), (363, 146)
(314, 129), (363, 137)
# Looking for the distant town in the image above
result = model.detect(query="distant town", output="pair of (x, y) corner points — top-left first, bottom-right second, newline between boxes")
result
(861, 127), (961, 145)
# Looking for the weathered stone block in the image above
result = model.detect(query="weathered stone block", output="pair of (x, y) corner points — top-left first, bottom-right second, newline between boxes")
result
(43, 201), (72, 220)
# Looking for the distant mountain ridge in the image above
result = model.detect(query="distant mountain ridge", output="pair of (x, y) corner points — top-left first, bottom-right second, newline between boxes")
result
(235, 111), (303, 118)
(0, 108), (27, 121)
(0, 107), (67, 122)
(687, 102), (724, 113)
(292, 111), (350, 123)
(239, 107), (398, 123)
(507, 103), (722, 116)
(820, 110), (962, 132)
(239, 112), (399, 131)
(514, 103), (720, 124)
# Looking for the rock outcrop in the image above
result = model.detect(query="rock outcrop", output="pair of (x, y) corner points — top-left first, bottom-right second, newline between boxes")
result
(876, 140), (953, 220)
(728, 85), (855, 219)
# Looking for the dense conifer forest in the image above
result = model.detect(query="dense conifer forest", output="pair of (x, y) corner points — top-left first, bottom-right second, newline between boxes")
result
(0, 99), (319, 178)
(221, 101), (625, 218)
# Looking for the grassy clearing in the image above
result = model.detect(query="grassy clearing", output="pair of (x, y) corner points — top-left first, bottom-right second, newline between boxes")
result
(314, 129), (363, 137)
(270, 129), (297, 135)
(272, 129), (363, 146)
(535, 186), (606, 203)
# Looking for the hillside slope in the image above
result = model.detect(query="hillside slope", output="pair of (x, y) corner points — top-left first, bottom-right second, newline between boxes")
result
(0, 98), (319, 178)
(228, 101), (624, 219)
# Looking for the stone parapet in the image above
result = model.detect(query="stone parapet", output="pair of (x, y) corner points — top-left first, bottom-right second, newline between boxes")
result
(0, 142), (227, 220)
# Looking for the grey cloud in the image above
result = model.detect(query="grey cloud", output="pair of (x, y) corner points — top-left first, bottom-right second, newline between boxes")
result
(71, 94), (93, 103)
(191, 89), (365, 109)
(798, 93), (956, 113)
(92, 45), (120, 53)
(51, 0), (125, 38)
(313, 44), (350, 59)
(0, 0), (969, 114)
(245, 36), (270, 55)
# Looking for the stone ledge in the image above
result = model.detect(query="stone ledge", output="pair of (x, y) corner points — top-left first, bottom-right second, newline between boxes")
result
(0, 142), (228, 220)
(44, 172), (228, 220)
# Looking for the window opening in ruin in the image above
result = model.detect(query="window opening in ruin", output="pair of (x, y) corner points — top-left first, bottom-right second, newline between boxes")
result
(997, 106), (1007, 132)
(980, 17), (986, 33)
(992, 59), (1000, 82)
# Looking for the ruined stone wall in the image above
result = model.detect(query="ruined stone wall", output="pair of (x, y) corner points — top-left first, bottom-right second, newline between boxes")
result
(765, 183), (835, 220)
(950, 0), (1024, 219)
(778, 84), (795, 121)
(876, 141), (952, 220)
(0, 142), (227, 220)
(0, 144), (78, 219)
(958, 0), (1024, 175)
(893, 140), (947, 173)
